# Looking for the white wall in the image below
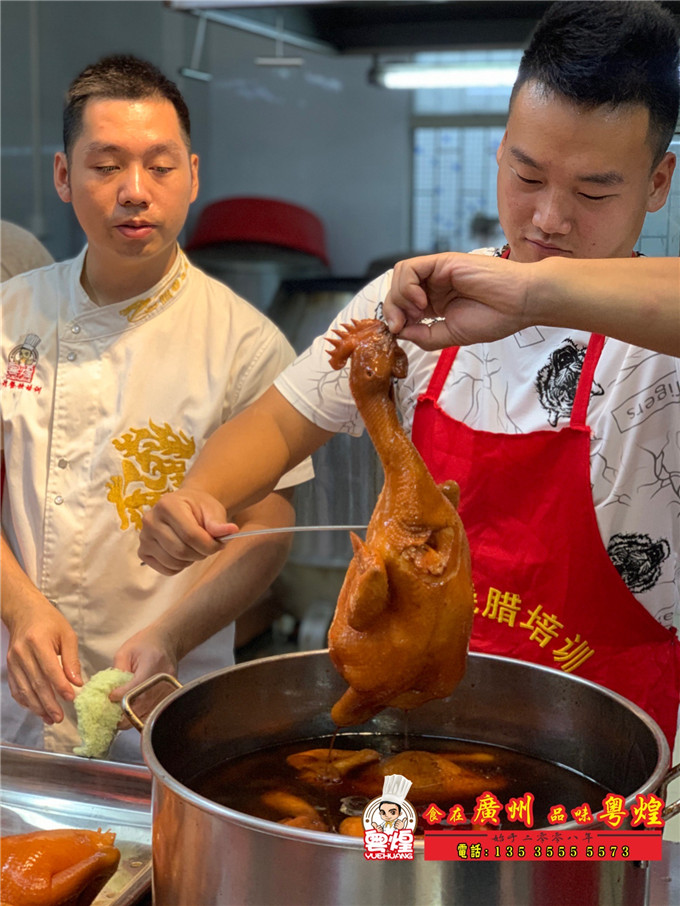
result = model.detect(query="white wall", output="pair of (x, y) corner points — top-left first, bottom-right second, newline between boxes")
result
(0, 0), (412, 275)
(0, 1), (182, 260)
(195, 24), (411, 274)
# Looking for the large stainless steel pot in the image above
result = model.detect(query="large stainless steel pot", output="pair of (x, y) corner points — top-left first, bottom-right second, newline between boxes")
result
(123, 652), (679, 906)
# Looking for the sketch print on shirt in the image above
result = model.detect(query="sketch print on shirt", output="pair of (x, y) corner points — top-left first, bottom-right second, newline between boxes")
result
(531, 340), (675, 608)
(536, 338), (605, 427)
(607, 532), (671, 594)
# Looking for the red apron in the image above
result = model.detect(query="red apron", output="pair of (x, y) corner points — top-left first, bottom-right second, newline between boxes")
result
(411, 298), (680, 752)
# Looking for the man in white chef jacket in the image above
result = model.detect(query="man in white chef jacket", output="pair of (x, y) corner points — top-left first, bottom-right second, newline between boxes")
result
(0, 55), (312, 761)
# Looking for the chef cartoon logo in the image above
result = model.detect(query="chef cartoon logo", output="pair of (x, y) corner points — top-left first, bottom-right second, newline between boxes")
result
(4, 333), (41, 387)
(362, 774), (416, 860)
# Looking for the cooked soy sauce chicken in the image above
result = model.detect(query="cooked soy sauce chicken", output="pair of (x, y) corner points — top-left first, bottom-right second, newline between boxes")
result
(326, 319), (475, 726)
(286, 748), (381, 784)
(284, 747), (504, 804)
(0, 828), (120, 906)
(259, 745), (507, 834)
(346, 750), (505, 803)
(261, 791), (329, 832)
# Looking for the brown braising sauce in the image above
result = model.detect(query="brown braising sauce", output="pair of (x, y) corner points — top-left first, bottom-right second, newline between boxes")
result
(188, 735), (611, 834)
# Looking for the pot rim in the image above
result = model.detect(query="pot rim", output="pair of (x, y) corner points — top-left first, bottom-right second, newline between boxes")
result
(132, 650), (671, 846)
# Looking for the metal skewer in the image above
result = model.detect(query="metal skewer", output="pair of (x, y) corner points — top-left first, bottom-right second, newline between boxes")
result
(216, 524), (368, 543)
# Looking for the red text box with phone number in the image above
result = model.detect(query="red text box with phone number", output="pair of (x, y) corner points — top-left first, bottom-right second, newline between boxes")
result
(424, 830), (663, 861)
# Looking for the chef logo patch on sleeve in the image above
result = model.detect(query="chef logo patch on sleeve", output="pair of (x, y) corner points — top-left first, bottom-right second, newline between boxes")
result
(3, 333), (41, 391)
(106, 420), (196, 531)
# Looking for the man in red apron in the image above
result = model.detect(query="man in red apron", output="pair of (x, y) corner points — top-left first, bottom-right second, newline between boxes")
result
(405, 2), (680, 750)
(412, 305), (680, 752)
(139, 2), (680, 752)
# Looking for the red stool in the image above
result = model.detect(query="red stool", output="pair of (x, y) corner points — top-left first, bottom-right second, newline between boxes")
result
(186, 196), (329, 266)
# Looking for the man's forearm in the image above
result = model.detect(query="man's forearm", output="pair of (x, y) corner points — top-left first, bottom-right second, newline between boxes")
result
(183, 386), (333, 512)
(530, 257), (680, 356)
(1, 533), (48, 629)
(1, 532), (82, 718)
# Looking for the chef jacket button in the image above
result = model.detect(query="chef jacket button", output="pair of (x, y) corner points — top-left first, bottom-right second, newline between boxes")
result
(54, 495), (64, 505)
(66, 351), (76, 362)
(71, 324), (81, 334)
(57, 458), (68, 469)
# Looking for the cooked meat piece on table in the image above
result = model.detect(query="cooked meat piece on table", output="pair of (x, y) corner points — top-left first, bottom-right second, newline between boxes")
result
(1, 828), (120, 906)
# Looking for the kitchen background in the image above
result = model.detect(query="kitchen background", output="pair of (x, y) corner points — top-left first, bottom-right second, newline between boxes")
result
(3, 0), (680, 648)
(4, 1), (678, 275)
(2, 0), (680, 850)
(3, 0), (680, 678)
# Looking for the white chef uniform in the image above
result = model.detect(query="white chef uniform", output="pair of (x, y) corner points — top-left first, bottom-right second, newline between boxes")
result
(1, 247), (313, 761)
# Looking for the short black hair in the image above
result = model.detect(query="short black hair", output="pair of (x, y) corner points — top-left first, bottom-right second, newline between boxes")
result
(378, 800), (403, 813)
(63, 55), (191, 158)
(511, 1), (680, 165)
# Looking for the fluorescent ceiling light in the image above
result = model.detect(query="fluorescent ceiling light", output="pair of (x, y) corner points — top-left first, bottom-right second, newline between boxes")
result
(371, 63), (519, 90)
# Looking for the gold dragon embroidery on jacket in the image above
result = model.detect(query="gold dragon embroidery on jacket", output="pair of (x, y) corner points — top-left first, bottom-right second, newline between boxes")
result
(107, 420), (195, 530)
